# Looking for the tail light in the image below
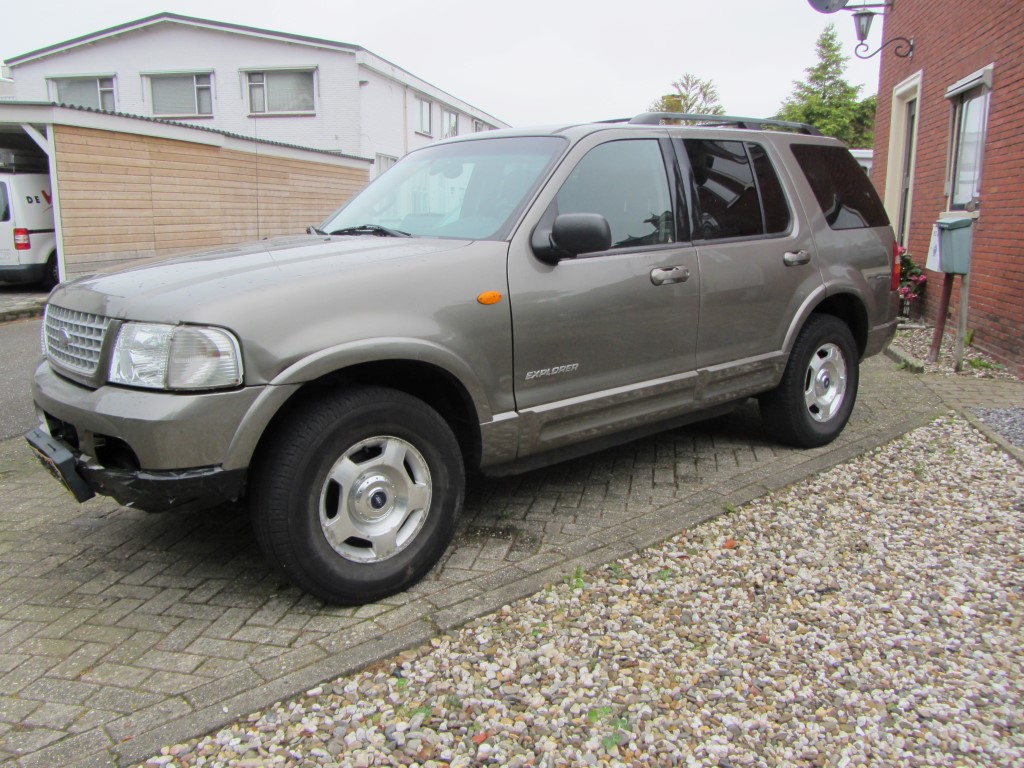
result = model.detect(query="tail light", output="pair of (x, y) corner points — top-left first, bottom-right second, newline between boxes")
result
(890, 242), (901, 291)
(14, 228), (30, 250)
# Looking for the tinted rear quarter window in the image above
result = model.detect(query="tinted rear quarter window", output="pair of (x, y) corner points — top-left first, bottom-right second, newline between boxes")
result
(0, 183), (9, 222)
(792, 144), (889, 230)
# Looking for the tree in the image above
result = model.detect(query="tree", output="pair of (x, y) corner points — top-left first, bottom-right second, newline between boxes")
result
(775, 24), (876, 147)
(649, 73), (725, 116)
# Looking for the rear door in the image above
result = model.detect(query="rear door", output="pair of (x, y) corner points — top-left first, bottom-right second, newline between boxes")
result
(678, 137), (823, 399)
(0, 180), (13, 269)
(507, 133), (701, 457)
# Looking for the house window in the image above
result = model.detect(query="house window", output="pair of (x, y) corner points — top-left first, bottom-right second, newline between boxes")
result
(151, 74), (213, 116)
(375, 153), (398, 177)
(54, 77), (116, 111)
(473, 120), (490, 133)
(415, 97), (432, 134)
(947, 85), (990, 211)
(442, 110), (458, 139)
(248, 70), (315, 114)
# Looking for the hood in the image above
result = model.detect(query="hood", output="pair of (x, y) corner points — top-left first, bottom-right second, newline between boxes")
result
(48, 234), (472, 322)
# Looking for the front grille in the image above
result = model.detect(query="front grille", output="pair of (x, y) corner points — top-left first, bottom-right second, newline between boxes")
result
(43, 305), (111, 376)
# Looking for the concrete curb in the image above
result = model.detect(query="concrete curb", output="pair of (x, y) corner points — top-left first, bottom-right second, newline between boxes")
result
(0, 304), (45, 324)
(884, 343), (925, 373)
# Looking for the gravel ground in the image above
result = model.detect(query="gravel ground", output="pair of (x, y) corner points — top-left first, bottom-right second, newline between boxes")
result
(142, 415), (1024, 768)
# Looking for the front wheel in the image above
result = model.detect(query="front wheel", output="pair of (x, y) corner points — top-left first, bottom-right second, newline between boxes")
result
(250, 386), (464, 604)
(759, 315), (859, 448)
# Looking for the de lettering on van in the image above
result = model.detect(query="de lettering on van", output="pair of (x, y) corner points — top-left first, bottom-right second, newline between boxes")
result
(26, 190), (53, 206)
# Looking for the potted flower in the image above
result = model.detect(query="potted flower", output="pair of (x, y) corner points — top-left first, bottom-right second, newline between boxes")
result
(898, 247), (926, 318)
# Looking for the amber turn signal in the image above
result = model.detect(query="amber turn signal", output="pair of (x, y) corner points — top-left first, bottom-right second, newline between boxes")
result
(476, 291), (503, 305)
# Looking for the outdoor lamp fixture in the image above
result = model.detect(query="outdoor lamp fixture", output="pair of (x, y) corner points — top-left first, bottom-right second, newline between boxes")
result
(808, 0), (915, 60)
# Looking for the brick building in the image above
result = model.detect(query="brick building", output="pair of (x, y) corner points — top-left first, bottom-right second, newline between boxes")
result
(871, 0), (1023, 375)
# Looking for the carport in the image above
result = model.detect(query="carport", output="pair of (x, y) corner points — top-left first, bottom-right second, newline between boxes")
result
(0, 102), (372, 282)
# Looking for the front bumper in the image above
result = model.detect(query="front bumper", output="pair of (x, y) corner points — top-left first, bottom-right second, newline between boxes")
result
(29, 361), (265, 512)
(26, 427), (246, 512)
(32, 361), (264, 470)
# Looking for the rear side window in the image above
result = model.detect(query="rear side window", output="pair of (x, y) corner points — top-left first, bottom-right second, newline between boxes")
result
(683, 140), (791, 240)
(792, 144), (889, 230)
(0, 183), (9, 222)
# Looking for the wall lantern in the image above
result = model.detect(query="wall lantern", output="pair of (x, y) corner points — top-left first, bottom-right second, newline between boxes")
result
(808, 0), (915, 60)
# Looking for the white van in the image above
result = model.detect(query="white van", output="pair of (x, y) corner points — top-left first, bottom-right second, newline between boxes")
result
(0, 171), (58, 288)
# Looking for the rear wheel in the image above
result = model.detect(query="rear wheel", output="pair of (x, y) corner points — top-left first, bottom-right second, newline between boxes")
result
(251, 386), (464, 604)
(39, 253), (59, 290)
(760, 315), (859, 448)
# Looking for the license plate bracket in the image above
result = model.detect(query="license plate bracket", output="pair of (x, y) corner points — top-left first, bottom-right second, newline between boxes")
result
(25, 428), (95, 503)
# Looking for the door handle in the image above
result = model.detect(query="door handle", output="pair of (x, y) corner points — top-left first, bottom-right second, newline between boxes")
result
(650, 266), (690, 285)
(783, 249), (811, 266)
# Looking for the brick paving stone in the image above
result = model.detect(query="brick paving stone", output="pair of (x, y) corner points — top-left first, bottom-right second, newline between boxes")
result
(0, 355), (1018, 766)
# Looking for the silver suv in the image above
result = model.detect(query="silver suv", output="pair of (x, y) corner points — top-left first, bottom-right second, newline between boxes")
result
(27, 113), (899, 604)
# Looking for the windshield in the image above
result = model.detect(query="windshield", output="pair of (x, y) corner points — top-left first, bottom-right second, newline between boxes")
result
(321, 136), (566, 241)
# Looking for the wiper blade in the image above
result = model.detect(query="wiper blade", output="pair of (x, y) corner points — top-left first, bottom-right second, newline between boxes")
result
(307, 225), (327, 235)
(328, 224), (411, 238)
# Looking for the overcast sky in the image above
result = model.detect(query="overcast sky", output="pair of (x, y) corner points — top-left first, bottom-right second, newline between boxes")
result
(0, 0), (881, 127)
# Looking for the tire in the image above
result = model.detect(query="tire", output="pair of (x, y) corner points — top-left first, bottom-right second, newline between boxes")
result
(759, 315), (859, 448)
(39, 253), (59, 290)
(250, 386), (464, 605)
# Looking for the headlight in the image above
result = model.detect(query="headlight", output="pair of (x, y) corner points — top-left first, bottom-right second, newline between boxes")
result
(109, 323), (243, 391)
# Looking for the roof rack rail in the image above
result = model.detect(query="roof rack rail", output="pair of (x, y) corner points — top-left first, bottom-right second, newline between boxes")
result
(624, 112), (821, 136)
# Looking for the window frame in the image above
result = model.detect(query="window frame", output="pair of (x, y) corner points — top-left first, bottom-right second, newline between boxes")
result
(374, 153), (398, 177)
(51, 76), (117, 111)
(148, 72), (214, 117)
(677, 138), (792, 243)
(415, 97), (433, 135)
(245, 69), (316, 116)
(442, 109), (459, 139)
(544, 137), (682, 255)
(944, 65), (993, 213)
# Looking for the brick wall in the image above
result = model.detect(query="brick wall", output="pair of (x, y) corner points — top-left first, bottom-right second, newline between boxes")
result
(54, 125), (369, 277)
(872, 0), (1024, 376)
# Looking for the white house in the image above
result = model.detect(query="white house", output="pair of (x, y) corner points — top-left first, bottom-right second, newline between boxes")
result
(4, 13), (508, 174)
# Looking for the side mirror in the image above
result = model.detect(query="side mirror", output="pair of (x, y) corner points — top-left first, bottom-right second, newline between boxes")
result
(532, 213), (612, 264)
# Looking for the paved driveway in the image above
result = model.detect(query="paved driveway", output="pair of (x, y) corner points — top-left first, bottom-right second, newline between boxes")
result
(1, 356), (1017, 767)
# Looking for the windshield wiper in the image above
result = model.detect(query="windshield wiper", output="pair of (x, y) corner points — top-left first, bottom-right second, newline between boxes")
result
(307, 225), (327, 235)
(328, 224), (411, 238)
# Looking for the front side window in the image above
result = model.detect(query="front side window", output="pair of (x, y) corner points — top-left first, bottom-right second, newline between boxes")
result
(555, 139), (675, 248)
(151, 74), (213, 116)
(948, 85), (990, 211)
(791, 144), (889, 230)
(54, 77), (115, 111)
(415, 98), (432, 134)
(248, 70), (314, 114)
(442, 110), (459, 139)
(321, 136), (565, 241)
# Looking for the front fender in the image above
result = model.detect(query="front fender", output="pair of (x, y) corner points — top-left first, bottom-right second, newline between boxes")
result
(221, 338), (499, 471)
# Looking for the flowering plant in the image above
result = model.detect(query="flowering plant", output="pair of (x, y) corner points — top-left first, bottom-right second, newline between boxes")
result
(898, 247), (926, 303)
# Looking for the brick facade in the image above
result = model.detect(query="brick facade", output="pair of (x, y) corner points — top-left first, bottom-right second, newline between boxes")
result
(872, 0), (1023, 376)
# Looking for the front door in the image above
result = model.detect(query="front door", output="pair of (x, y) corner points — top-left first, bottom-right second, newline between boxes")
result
(507, 136), (700, 457)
